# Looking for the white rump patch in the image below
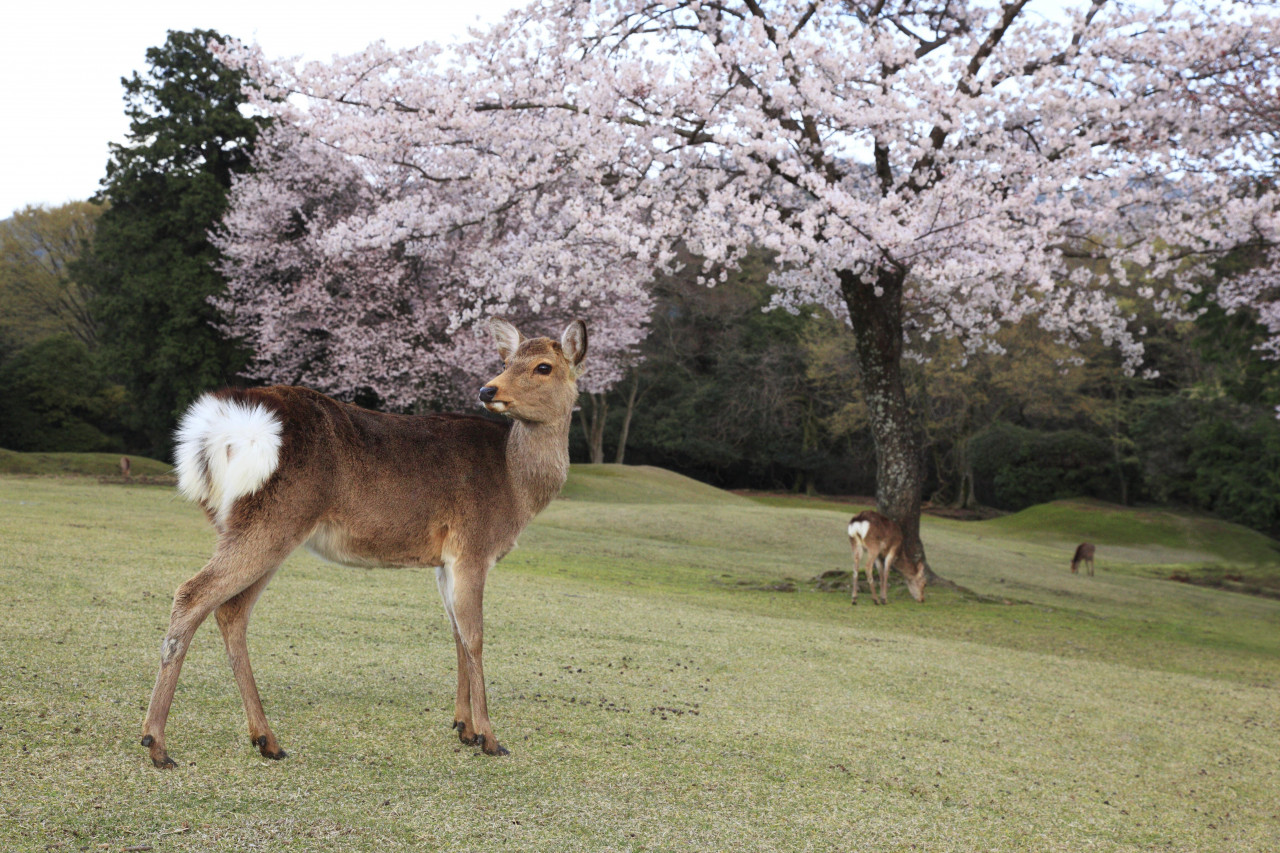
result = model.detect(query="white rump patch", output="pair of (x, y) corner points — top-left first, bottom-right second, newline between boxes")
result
(174, 394), (283, 526)
(848, 520), (870, 540)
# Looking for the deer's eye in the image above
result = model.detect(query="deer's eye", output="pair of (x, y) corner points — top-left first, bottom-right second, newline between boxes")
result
(534, 363), (553, 375)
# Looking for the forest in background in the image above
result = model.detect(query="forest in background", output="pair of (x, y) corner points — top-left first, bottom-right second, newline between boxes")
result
(1, 28), (1278, 539)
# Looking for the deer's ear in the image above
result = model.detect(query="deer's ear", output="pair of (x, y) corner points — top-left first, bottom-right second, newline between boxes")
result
(489, 317), (524, 362)
(560, 320), (587, 373)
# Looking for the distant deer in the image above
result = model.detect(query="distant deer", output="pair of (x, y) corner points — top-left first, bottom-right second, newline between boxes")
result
(140, 318), (587, 768)
(119, 456), (131, 478)
(1071, 542), (1095, 576)
(846, 510), (927, 605)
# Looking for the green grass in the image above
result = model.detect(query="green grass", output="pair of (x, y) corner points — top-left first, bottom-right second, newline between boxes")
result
(560, 464), (751, 505)
(0, 448), (173, 477)
(2, 466), (1279, 851)
(985, 499), (1280, 566)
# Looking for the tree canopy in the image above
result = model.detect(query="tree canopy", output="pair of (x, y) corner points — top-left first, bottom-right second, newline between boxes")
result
(0, 202), (103, 350)
(213, 127), (651, 408)
(221, 0), (1280, 570)
(76, 29), (262, 456)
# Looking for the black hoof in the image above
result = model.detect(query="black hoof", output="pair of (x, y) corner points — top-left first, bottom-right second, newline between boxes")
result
(254, 734), (287, 760)
(152, 754), (178, 769)
(473, 734), (510, 756)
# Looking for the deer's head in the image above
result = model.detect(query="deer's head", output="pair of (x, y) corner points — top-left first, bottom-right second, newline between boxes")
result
(479, 318), (587, 424)
(902, 560), (927, 603)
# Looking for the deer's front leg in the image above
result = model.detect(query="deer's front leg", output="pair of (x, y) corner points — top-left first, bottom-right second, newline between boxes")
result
(880, 550), (895, 605)
(865, 550), (882, 605)
(450, 562), (507, 756)
(437, 565), (477, 745)
(449, 625), (477, 745)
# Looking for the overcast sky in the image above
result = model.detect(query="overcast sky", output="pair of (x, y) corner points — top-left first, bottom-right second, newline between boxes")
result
(0, 0), (523, 217)
(2, 0), (1094, 218)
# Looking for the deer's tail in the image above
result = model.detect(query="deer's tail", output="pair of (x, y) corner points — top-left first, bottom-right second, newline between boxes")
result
(174, 393), (282, 525)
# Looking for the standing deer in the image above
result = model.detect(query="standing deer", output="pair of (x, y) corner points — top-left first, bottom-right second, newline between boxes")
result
(140, 318), (586, 767)
(846, 510), (927, 605)
(119, 456), (131, 478)
(1070, 542), (1095, 576)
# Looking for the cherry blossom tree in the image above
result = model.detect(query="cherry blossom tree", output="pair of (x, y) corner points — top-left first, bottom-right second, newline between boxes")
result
(1168, 37), (1280, 370)
(221, 0), (1280, 572)
(215, 126), (652, 416)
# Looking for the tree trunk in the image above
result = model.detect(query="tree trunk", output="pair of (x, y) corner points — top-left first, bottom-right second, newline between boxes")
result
(613, 374), (640, 465)
(1112, 437), (1129, 506)
(577, 392), (607, 464)
(839, 268), (938, 581)
(952, 434), (977, 510)
(1111, 378), (1130, 506)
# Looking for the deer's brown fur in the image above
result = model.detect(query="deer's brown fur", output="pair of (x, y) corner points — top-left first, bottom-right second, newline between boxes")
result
(846, 510), (927, 605)
(141, 318), (586, 767)
(1071, 542), (1096, 576)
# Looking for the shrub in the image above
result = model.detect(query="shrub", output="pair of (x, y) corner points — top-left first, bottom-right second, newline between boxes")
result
(0, 335), (127, 452)
(970, 422), (1117, 510)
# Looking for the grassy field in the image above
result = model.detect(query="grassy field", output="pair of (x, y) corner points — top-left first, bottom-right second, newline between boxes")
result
(1, 463), (1278, 851)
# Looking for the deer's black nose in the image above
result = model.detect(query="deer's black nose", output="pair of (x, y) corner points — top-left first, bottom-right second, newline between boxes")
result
(478, 386), (498, 403)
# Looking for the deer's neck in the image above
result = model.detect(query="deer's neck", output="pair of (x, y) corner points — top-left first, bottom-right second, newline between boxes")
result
(505, 415), (571, 519)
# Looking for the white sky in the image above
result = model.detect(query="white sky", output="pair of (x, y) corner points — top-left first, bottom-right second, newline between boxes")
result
(0, 0), (523, 217)
(1, 0), (1092, 218)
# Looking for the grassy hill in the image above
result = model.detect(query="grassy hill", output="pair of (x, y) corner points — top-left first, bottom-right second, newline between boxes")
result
(560, 463), (752, 506)
(1, 463), (1278, 851)
(0, 448), (172, 477)
(736, 489), (1280, 594)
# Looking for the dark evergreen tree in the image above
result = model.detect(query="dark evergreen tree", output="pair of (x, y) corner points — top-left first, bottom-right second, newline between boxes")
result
(75, 29), (262, 456)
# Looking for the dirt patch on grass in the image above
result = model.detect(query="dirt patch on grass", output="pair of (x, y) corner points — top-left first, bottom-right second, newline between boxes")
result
(1168, 569), (1280, 600)
(97, 474), (178, 487)
(712, 576), (798, 592)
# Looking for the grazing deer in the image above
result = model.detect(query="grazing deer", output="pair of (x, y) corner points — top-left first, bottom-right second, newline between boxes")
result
(1071, 542), (1095, 576)
(846, 510), (927, 605)
(140, 318), (587, 767)
(119, 456), (131, 478)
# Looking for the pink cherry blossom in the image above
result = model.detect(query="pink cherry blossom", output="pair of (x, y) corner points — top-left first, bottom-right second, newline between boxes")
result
(212, 0), (1280, 561)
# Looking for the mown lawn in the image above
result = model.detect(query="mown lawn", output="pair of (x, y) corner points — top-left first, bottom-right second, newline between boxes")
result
(1, 465), (1278, 851)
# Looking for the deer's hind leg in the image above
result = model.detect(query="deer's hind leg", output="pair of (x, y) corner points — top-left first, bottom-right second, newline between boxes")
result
(142, 520), (306, 769)
(850, 540), (866, 605)
(216, 567), (286, 759)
